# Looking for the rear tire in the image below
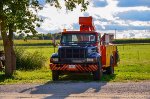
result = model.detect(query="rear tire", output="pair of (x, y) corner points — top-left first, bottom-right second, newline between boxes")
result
(52, 70), (59, 81)
(93, 58), (103, 81)
(106, 57), (114, 75)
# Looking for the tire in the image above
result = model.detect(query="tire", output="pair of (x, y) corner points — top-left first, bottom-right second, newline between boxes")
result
(52, 70), (59, 81)
(106, 57), (114, 75)
(93, 58), (103, 81)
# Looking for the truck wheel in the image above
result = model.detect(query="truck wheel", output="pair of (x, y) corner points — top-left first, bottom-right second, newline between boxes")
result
(52, 70), (59, 81)
(106, 57), (114, 75)
(93, 59), (103, 81)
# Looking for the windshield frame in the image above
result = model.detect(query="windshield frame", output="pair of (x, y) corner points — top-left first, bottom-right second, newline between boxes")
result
(60, 33), (97, 45)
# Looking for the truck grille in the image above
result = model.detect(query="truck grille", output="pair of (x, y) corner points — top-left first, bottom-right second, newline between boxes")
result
(59, 47), (87, 58)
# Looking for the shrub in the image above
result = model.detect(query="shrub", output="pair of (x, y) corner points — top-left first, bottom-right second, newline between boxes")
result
(15, 47), (46, 70)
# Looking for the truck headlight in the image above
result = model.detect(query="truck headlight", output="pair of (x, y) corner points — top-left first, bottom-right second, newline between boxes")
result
(50, 58), (58, 62)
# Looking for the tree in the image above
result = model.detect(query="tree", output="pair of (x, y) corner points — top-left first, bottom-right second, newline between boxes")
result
(18, 33), (25, 39)
(0, 0), (89, 76)
(0, 0), (42, 76)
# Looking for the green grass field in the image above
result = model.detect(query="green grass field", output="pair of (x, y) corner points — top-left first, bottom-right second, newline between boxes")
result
(0, 40), (150, 84)
(0, 40), (60, 47)
(112, 44), (150, 81)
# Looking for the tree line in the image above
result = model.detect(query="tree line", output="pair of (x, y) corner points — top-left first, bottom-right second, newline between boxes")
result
(0, 33), (61, 40)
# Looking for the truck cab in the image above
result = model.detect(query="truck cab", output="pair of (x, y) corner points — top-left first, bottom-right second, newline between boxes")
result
(50, 16), (119, 81)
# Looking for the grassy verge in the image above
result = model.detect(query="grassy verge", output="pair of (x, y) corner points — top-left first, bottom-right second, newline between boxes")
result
(0, 70), (52, 84)
(0, 44), (150, 84)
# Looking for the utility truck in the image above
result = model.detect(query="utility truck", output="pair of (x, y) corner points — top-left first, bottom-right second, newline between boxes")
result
(50, 16), (119, 81)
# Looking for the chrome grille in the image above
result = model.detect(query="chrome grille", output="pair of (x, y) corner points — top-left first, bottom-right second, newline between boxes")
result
(59, 47), (87, 58)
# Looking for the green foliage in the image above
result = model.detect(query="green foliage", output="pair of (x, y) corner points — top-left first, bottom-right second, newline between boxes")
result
(0, 0), (88, 34)
(0, 0), (42, 34)
(113, 38), (150, 44)
(15, 47), (46, 70)
(47, 0), (89, 11)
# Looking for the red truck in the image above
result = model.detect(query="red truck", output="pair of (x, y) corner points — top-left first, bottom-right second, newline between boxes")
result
(50, 16), (119, 80)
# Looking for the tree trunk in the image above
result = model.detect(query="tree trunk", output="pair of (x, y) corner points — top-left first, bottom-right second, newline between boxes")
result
(4, 40), (16, 76)
(1, 19), (16, 77)
(4, 41), (13, 76)
(0, 1), (16, 77)
(9, 23), (16, 71)
(11, 45), (16, 71)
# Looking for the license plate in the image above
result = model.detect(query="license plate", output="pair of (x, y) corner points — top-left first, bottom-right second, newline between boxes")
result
(69, 65), (75, 68)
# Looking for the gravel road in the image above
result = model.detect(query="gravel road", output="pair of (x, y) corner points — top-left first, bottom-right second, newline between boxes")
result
(0, 81), (150, 99)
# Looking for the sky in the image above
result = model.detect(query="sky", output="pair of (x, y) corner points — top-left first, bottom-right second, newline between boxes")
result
(36, 0), (150, 38)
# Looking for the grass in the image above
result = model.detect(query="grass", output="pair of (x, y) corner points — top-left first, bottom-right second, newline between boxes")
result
(113, 44), (150, 81)
(0, 42), (150, 84)
(0, 40), (60, 46)
(0, 70), (52, 84)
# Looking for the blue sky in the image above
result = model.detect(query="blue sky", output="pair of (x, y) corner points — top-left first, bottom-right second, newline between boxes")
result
(115, 10), (150, 21)
(117, 0), (150, 7)
(36, 0), (150, 38)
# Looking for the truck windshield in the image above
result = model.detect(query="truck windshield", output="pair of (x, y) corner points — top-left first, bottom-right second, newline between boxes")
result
(61, 34), (96, 44)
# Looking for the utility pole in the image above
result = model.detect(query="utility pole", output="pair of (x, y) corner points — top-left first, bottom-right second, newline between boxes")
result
(0, 19), (1, 34)
(52, 34), (56, 53)
(42, 34), (44, 40)
(115, 29), (117, 39)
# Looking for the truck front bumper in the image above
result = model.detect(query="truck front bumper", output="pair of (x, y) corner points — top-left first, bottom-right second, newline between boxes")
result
(50, 64), (98, 72)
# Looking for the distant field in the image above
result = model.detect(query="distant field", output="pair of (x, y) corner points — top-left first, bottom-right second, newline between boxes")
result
(113, 38), (150, 44)
(0, 40), (60, 46)
(0, 38), (150, 46)
(0, 41), (150, 84)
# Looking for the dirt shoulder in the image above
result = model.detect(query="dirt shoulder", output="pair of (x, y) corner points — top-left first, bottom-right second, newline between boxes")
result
(0, 81), (150, 99)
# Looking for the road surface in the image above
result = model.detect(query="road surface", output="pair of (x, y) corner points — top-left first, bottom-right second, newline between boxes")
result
(0, 81), (150, 99)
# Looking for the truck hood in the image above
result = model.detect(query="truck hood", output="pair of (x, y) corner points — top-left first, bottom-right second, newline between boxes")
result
(59, 45), (98, 55)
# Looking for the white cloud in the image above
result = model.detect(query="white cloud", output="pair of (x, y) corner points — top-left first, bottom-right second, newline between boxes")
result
(36, 0), (150, 38)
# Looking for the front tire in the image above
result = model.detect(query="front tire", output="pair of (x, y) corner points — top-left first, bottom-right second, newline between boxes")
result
(52, 70), (59, 81)
(93, 58), (103, 80)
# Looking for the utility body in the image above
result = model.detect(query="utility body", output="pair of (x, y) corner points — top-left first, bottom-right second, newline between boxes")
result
(50, 16), (119, 80)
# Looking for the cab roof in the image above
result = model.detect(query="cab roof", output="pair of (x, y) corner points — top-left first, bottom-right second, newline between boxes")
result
(62, 31), (98, 34)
